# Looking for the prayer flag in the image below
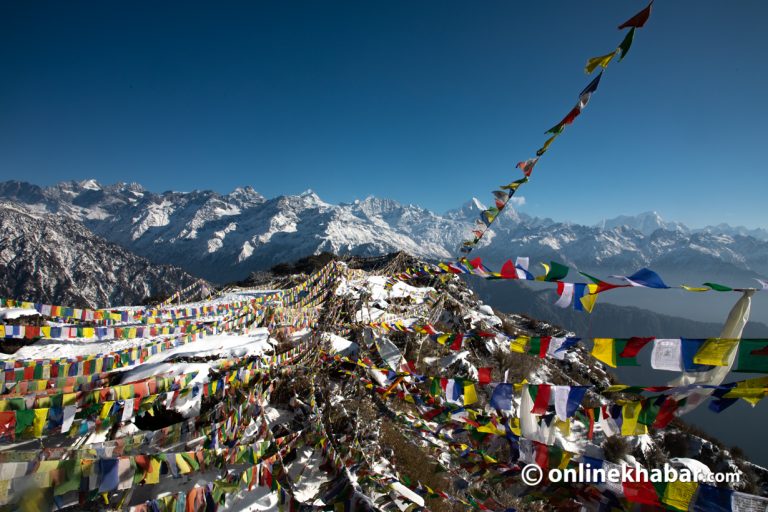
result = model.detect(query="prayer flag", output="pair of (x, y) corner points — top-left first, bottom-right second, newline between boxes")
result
(585, 51), (617, 74)
(735, 340), (768, 373)
(463, 382), (478, 406)
(554, 282), (574, 308)
(618, 27), (636, 60)
(553, 386), (588, 421)
(651, 339), (683, 371)
(530, 384), (551, 414)
(490, 383), (514, 411)
(618, 2), (653, 29)
(538, 261), (569, 282)
(613, 268), (669, 288)
(516, 157), (539, 177)
(662, 481), (698, 511)
(693, 338), (739, 366)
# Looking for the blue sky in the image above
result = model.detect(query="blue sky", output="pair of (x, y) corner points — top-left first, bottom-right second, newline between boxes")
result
(1, 1), (767, 228)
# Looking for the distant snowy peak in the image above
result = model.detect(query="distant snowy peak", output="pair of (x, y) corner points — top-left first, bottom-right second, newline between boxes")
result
(444, 197), (488, 220)
(597, 211), (768, 242)
(599, 211), (687, 236)
(698, 223), (768, 241)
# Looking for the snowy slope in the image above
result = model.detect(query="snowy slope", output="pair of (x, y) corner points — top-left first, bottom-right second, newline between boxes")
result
(0, 201), (202, 308)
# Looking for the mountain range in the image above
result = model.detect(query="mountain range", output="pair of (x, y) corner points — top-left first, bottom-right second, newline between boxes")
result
(2, 179), (766, 288)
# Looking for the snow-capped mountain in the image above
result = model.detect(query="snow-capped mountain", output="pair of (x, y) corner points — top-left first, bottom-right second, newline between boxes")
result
(1, 179), (767, 286)
(598, 211), (687, 235)
(0, 201), (202, 308)
(599, 211), (768, 241)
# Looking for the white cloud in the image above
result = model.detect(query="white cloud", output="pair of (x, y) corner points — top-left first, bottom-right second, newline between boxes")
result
(509, 196), (526, 207)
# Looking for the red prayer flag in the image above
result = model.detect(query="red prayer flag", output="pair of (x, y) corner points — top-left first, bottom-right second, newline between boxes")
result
(560, 106), (581, 127)
(531, 384), (551, 414)
(652, 397), (678, 429)
(618, 2), (653, 29)
(0, 411), (16, 440)
(623, 479), (659, 506)
(534, 441), (549, 471)
(619, 337), (654, 358)
(539, 337), (551, 358)
(500, 260), (517, 279)
(478, 367), (492, 386)
(586, 408), (595, 440)
(450, 333), (463, 351)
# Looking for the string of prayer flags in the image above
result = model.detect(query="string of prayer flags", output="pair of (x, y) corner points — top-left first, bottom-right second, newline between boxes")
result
(400, 258), (766, 314)
(458, 0), (651, 256)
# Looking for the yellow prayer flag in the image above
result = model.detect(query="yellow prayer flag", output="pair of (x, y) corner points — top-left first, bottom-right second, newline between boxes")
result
(40, 326), (51, 338)
(510, 337), (528, 353)
(538, 134), (558, 154)
(463, 382), (477, 406)
(681, 285), (709, 292)
(63, 393), (77, 406)
(724, 376), (768, 405)
(585, 50), (617, 74)
(535, 263), (550, 281)
(509, 418), (521, 437)
(144, 457), (161, 485)
(100, 402), (114, 420)
(82, 327), (95, 339)
(33, 408), (48, 438)
(592, 338), (617, 367)
(477, 422), (506, 436)
(175, 454), (192, 474)
(693, 339), (739, 366)
(662, 481), (698, 511)
(621, 401), (643, 436)
(580, 292), (599, 313)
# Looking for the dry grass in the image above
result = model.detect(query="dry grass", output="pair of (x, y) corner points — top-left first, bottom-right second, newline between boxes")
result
(379, 422), (464, 512)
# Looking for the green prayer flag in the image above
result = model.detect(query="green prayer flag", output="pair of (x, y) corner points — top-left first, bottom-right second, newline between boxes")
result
(615, 339), (641, 366)
(527, 337), (542, 356)
(429, 378), (441, 397)
(618, 27), (635, 61)
(704, 282), (733, 292)
(638, 398), (661, 426)
(15, 410), (34, 435)
(735, 340), (768, 373)
(544, 261), (569, 281)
